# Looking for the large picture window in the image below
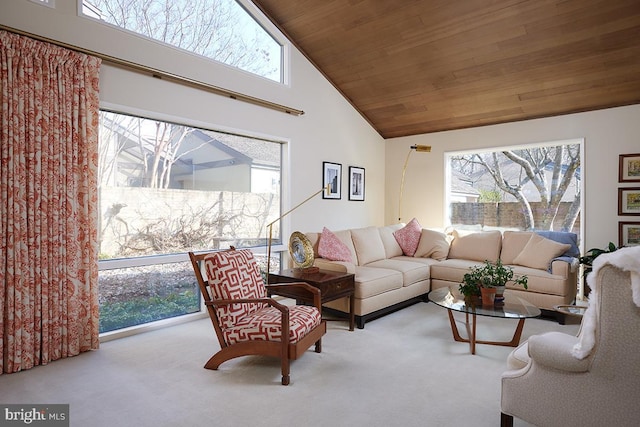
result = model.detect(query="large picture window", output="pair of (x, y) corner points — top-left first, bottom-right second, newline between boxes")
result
(98, 110), (282, 334)
(446, 139), (583, 235)
(81, 0), (283, 82)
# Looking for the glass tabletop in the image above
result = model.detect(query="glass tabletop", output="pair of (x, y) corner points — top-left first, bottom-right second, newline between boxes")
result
(554, 304), (587, 317)
(428, 286), (541, 319)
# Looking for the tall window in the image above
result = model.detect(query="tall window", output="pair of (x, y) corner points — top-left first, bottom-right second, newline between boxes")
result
(81, 0), (283, 82)
(446, 139), (582, 235)
(98, 111), (282, 333)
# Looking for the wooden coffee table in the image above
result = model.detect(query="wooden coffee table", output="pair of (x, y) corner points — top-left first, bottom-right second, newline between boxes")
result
(268, 268), (356, 331)
(429, 287), (541, 354)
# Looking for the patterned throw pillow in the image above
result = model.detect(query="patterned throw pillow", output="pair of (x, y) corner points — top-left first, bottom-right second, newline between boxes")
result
(318, 227), (353, 262)
(393, 218), (422, 256)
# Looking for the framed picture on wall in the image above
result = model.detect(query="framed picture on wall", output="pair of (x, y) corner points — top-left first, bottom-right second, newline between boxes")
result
(619, 153), (640, 182)
(322, 161), (342, 199)
(619, 221), (640, 247)
(348, 166), (365, 201)
(618, 187), (640, 215)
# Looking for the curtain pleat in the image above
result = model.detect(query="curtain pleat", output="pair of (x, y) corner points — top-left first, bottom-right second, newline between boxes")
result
(0, 30), (101, 373)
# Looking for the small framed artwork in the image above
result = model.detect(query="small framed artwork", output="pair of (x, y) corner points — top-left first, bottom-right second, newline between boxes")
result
(619, 221), (640, 247)
(619, 153), (640, 182)
(348, 166), (365, 201)
(618, 187), (640, 215)
(322, 161), (342, 199)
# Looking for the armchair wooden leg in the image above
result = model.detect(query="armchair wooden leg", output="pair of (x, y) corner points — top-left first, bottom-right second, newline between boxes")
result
(281, 358), (290, 386)
(500, 412), (514, 427)
(315, 338), (322, 353)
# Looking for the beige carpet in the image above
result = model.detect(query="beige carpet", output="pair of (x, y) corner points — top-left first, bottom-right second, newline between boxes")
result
(0, 301), (579, 427)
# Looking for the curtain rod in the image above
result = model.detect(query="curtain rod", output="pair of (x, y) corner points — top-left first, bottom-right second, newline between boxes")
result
(0, 24), (304, 116)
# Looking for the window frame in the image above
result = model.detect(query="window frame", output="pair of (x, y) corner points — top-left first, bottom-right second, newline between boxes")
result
(97, 102), (288, 340)
(78, 0), (289, 84)
(444, 138), (584, 239)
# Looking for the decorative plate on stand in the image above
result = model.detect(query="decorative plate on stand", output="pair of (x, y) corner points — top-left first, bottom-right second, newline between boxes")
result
(288, 231), (318, 272)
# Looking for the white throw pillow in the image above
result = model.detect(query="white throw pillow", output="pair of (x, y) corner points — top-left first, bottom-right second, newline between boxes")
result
(512, 233), (571, 270)
(413, 229), (451, 260)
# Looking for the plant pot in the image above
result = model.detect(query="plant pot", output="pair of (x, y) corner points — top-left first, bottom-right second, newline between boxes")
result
(480, 287), (496, 307)
(494, 285), (506, 303)
(464, 294), (482, 307)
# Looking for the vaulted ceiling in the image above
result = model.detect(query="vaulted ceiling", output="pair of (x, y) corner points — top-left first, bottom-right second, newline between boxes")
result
(253, 0), (640, 138)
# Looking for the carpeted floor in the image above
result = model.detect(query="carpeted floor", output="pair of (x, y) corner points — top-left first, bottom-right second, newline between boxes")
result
(0, 301), (579, 427)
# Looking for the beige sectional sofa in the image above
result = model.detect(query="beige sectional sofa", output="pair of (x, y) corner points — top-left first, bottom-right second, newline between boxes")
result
(305, 225), (579, 328)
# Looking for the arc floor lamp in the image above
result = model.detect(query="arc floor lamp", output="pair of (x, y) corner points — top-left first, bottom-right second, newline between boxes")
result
(398, 144), (431, 222)
(265, 184), (330, 284)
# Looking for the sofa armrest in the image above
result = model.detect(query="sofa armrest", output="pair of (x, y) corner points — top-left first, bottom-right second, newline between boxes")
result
(313, 258), (355, 274)
(551, 257), (578, 276)
(528, 332), (591, 373)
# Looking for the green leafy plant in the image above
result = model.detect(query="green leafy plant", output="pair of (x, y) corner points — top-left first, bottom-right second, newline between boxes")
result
(459, 259), (528, 297)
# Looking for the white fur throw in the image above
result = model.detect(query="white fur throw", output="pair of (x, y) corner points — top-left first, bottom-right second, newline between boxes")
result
(572, 246), (640, 359)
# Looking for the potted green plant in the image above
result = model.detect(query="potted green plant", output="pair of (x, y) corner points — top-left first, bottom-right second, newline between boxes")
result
(459, 259), (528, 306)
(579, 242), (618, 297)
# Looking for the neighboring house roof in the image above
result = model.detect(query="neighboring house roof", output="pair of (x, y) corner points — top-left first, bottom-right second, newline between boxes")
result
(199, 130), (280, 169)
(451, 170), (480, 198)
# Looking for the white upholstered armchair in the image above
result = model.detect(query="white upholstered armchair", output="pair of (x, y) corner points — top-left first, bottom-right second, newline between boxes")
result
(500, 246), (640, 427)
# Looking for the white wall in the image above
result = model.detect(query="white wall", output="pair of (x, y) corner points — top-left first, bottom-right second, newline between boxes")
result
(4, 1), (639, 249)
(0, 0), (385, 236)
(385, 104), (640, 250)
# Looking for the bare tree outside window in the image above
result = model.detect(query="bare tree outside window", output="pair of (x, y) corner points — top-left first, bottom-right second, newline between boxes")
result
(97, 111), (281, 258)
(82, 0), (282, 81)
(449, 142), (581, 233)
(97, 110), (282, 333)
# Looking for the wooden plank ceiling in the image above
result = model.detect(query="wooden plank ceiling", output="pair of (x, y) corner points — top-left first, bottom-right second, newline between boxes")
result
(253, 0), (640, 138)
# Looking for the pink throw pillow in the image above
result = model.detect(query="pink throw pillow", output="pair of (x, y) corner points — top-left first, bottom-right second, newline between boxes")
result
(318, 227), (353, 262)
(393, 218), (422, 256)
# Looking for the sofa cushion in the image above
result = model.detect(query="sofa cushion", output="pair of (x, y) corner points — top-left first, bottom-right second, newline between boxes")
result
(414, 229), (451, 260)
(393, 218), (422, 256)
(367, 258), (431, 286)
(351, 226), (386, 265)
(429, 258), (485, 284)
(447, 230), (502, 263)
(506, 265), (573, 297)
(379, 224), (404, 259)
(501, 231), (535, 264)
(353, 266), (403, 298)
(318, 227), (353, 262)
(513, 233), (571, 270)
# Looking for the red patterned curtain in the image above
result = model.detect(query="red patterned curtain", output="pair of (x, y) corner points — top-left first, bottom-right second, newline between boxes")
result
(0, 30), (101, 373)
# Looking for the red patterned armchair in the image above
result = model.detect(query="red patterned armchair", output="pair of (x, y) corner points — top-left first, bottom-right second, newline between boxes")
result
(189, 249), (326, 385)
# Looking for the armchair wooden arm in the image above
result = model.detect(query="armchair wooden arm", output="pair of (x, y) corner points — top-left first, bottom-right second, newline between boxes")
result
(188, 250), (325, 385)
(265, 282), (322, 310)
